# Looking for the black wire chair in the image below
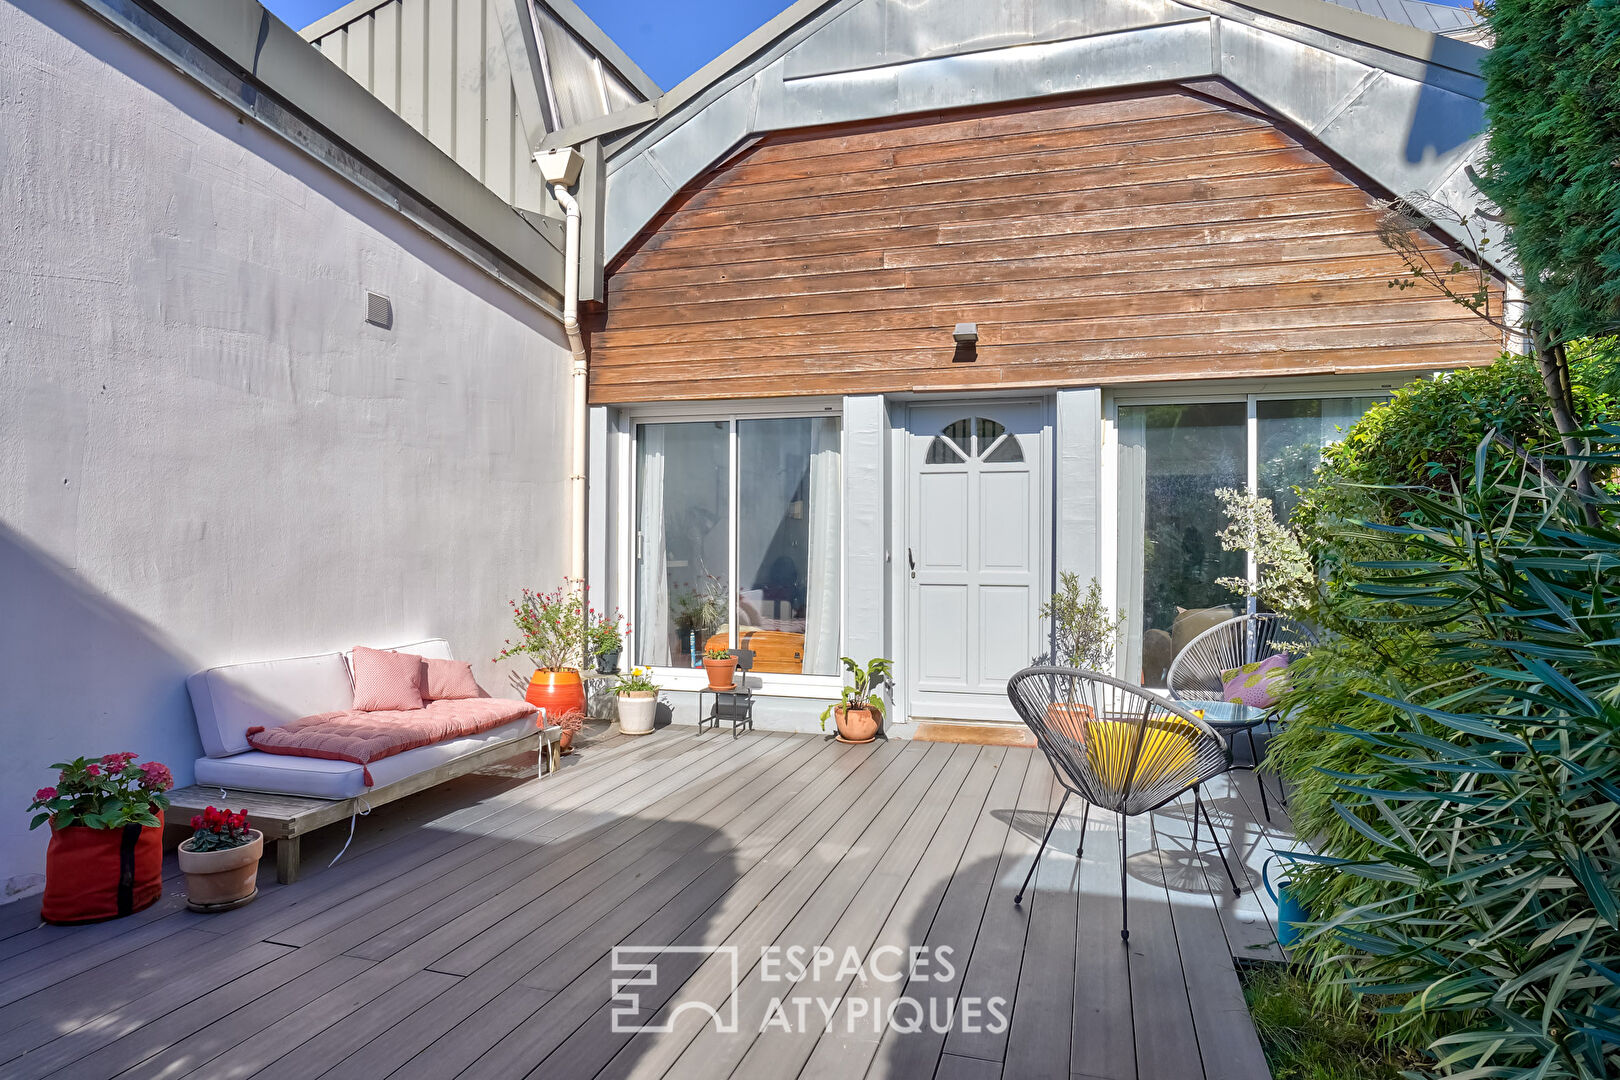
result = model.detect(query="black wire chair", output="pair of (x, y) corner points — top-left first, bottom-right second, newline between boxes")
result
(1006, 666), (1240, 942)
(1165, 613), (1317, 818)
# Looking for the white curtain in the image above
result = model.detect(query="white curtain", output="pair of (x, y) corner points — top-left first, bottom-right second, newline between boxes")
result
(803, 417), (842, 676)
(637, 427), (672, 666)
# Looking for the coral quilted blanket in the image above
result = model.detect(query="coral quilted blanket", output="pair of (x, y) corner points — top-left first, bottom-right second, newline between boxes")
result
(246, 698), (537, 785)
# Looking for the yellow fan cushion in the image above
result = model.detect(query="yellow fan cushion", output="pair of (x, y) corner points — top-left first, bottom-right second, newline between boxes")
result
(1083, 716), (1199, 792)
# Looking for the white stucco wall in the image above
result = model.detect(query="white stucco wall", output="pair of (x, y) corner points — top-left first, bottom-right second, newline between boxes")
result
(0, 0), (572, 896)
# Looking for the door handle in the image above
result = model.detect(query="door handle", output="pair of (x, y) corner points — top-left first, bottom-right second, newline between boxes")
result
(908, 548), (916, 580)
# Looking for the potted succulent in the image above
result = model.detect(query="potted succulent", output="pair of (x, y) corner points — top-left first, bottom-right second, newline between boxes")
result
(701, 646), (738, 691)
(614, 668), (660, 736)
(820, 657), (893, 745)
(26, 753), (173, 924)
(497, 584), (589, 754)
(177, 806), (263, 911)
(588, 606), (626, 674)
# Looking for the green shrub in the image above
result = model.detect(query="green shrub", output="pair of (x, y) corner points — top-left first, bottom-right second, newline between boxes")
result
(1283, 431), (1620, 1078)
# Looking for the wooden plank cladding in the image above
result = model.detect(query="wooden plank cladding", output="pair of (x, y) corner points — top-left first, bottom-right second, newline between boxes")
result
(589, 88), (1503, 404)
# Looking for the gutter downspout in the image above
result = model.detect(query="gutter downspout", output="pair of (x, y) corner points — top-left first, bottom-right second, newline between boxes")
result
(552, 182), (588, 602)
(536, 147), (589, 656)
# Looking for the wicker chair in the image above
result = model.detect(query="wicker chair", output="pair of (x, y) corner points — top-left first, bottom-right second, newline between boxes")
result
(1165, 613), (1317, 819)
(1006, 667), (1240, 941)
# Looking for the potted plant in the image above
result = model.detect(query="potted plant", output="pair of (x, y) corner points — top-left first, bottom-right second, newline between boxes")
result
(702, 646), (738, 691)
(820, 657), (893, 745)
(26, 753), (172, 924)
(588, 607), (626, 674)
(1038, 573), (1125, 739)
(614, 668), (660, 736)
(177, 806), (263, 911)
(497, 584), (589, 754)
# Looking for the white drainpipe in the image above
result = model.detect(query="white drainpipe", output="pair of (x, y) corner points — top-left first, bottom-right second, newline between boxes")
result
(536, 148), (589, 623)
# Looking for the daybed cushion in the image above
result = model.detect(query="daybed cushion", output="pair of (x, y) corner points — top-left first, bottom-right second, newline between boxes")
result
(195, 714), (538, 799)
(245, 698), (537, 785)
(350, 645), (426, 712)
(187, 652), (355, 759)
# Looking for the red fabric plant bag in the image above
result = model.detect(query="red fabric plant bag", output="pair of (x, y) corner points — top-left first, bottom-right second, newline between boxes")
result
(41, 811), (164, 924)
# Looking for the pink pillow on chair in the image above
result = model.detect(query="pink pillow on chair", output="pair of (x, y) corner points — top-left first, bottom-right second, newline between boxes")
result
(422, 657), (484, 700)
(350, 646), (425, 711)
(1220, 653), (1290, 710)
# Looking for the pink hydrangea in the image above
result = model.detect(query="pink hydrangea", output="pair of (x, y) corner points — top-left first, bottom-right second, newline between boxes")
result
(139, 760), (173, 791)
(84, 764), (101, 777)
(33, 787), (57, 804)
(100, 751), (138, 771)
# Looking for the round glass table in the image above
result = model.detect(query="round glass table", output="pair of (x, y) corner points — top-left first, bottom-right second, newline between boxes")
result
(1178, 698), (1279, 819)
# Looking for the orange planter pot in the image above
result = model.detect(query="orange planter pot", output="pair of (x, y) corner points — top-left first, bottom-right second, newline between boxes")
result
(525, 669), (587, 730)
(42, 812), (164, 924)
(833, 707), (880, 745)
(702, 657), (738, 691)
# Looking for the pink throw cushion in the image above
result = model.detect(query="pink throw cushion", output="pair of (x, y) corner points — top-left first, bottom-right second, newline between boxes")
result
(423, 657), (484, 701)
(1221, 653), (1290, 709)
(350, 646), (425, 712)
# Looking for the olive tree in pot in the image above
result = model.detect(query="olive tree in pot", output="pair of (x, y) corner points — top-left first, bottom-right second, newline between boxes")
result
(820, 657), (893, 745)
(614, 668), (660, 736)
(177, 806), (263, 911)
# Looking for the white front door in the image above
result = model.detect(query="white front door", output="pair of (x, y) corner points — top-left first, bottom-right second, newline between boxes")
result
(905, 403), (1048, 722)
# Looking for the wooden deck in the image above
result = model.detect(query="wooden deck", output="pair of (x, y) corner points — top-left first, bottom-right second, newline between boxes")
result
(0, 726), (1295, 1079)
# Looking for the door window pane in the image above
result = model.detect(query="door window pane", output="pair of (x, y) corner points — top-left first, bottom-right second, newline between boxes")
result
(736, 418), (842, 675)
(1118, 403), (1247, 687)
(636, 422), (728, 668)
(1257, 397), (1381, 519)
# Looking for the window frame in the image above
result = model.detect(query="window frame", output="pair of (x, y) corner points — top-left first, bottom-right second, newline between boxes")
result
(1102, 376), (1411, 682)
(622, 399), (845, 694)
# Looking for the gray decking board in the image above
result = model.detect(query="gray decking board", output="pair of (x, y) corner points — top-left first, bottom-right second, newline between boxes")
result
(1071, 802), (1138, 1080)
(796, 745), (1007, 1080)
(183, 734), (790, 1079)
(0, 733), (1291, 1080)
(866, 744), (1038, 1079)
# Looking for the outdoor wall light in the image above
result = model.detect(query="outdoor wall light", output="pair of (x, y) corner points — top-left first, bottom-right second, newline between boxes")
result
(952, 322), (978, 362)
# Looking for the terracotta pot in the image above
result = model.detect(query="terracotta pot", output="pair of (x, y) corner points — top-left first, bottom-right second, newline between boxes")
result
(42, 811), (164, 925)
(833, 706), (880, 745)
(702, 656), (738, 691)
(558, 729), (575, 755)
(178, 830), (264, 909)
(525, 668), (587, 724)
(1045, 702), (1095, 744)
(617, 691), (658, 736)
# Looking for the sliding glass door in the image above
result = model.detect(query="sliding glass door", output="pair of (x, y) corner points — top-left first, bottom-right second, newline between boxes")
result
(1117, 404), (1247, 687)
(1117, 394), (1380, 686)
(634, 415), (842, 676)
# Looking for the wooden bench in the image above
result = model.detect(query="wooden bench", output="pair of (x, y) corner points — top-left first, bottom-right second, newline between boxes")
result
(167, 726), (562, 883)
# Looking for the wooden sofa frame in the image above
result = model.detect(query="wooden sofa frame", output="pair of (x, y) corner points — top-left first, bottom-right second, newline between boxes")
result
(167, 726), (561, 883)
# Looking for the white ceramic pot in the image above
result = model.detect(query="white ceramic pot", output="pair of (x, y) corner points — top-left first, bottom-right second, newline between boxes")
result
(617, 691), (658, 736)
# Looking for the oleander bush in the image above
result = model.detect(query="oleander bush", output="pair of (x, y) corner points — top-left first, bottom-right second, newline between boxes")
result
(1272, 427), (1620, 1078)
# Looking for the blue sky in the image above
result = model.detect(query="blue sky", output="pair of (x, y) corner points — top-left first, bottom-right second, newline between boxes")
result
(261, 1), (793, 90)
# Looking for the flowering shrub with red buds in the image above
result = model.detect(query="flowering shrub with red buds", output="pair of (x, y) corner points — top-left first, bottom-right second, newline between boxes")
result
(26, 753), (173, 831)
(495, 583), (588, 671)
(186, 806), (254, 852)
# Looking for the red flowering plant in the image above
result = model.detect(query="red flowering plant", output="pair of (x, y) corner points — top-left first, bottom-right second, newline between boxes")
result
(26, 753), (173, 831)
(186, 806), (254, 852)
(495, 583), (587, 671)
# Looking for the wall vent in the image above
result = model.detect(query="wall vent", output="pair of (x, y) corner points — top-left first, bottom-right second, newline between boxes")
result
(365, 291), (393, 329)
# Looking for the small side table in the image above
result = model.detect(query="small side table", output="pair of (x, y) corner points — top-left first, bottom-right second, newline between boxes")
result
(1181, 698), (1277, 820)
